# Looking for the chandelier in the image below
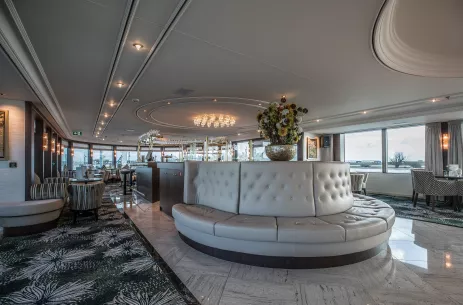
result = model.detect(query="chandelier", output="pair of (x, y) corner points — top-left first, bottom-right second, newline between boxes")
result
(193, 114), (236, 128)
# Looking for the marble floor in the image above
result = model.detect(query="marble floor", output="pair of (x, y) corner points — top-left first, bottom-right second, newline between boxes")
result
(113, 193), (463, 305)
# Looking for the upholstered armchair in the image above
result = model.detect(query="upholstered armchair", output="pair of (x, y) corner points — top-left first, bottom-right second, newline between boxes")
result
(68, 182), (105, 223)
(456, 181), (463, 212)
(103, 170), (111, 183)
(30, 183), (68, 201)
(45, 177), (70, 187)
(412, 170), (458, 211)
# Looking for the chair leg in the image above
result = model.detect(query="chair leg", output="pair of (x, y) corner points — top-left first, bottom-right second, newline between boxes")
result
(412, 190), (415, 203)
(431, 196), (436, 211)
(73, 211), (77, 224)
(413, 193), (418, 207)
(94, 209), (98, 221)
(363, 188), (367, 195)
(426, 195), (430, 206)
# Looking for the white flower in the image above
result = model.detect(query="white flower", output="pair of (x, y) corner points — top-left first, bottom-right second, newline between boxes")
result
(40, 226), (90, 242)
(296, 117), (302, 123)
(4, 280), (94, 304)
(276, 123), (281, 130)
(120, 256), (161, 274)
(19, 249), (94, 280)
(104, 240), (146, 258)
(281, 109), (289, 115)
(91, 229), (134, 247)
(106, 289), (185, 305)
(263, 118), (268, 123)
(297, 126), (303, 133)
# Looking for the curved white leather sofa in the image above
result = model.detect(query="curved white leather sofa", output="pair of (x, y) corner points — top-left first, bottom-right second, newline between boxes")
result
(0, 199), (64, 237)
(173, 161), (395, 268)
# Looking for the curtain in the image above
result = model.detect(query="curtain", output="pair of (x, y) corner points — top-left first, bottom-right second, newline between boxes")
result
(425, 123), (443, 175)
(448, 120), (463, 169)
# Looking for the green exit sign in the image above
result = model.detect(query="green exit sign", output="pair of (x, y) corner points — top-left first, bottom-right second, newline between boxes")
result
(72, 131), (82, 136)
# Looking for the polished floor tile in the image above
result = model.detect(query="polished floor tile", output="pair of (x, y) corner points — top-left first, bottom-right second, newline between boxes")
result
(121, 195), (463, 305)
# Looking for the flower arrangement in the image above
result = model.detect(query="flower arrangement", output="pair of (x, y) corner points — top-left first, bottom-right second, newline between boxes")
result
(257, 96), (308, 145)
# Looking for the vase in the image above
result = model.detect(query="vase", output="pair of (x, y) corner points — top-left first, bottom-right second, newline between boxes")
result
(265, 145), (296, 161)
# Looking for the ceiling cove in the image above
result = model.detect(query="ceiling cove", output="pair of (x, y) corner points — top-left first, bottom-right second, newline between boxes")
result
(95, 0), (191, 139)
(373, 0), (463, 77)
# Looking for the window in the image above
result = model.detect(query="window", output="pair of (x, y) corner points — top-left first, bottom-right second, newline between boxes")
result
(116, 151), (138, 167)
(73, 148), (89, 169)
(345, 130), (382, 172)
(61, 147), (68, 170)
(92, 150), (113, 168)
(387, 126), (425, 173)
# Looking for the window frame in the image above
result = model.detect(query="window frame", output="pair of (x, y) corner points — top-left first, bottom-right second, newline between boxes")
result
(343, 124), (424, 175)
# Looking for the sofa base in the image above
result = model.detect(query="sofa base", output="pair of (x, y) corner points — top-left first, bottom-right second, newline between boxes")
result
(179, 232), (388, 269)
(3, 219), (58, 237)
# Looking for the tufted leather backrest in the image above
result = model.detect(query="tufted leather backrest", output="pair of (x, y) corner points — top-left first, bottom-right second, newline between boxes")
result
(312, 162), (353, 216)
(239, 162), (316, 217)
(194, 162), (241, 213)
(184, 161), (201, 204)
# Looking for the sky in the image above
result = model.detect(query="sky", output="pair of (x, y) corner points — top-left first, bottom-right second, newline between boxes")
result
(345, 126), (425, 161)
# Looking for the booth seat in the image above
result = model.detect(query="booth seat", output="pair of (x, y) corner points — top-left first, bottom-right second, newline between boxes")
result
(172, 161), (395, 268)
(0, 183), (66, 237)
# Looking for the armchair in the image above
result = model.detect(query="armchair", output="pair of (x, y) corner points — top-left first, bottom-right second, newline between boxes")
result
(68, 182), (105, 223)
(412, 170), (457, 211)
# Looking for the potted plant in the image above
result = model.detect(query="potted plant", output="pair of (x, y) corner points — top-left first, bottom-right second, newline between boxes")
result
(257, 96), (308, 161)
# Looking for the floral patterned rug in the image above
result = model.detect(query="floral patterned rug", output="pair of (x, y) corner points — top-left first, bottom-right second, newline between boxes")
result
(372, 194), (463, 228)
(0, 184), (198, 305)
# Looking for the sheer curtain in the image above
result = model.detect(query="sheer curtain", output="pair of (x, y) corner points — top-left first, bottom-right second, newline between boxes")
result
(425, 123), (443, 175)
(448, 120), (463, 169)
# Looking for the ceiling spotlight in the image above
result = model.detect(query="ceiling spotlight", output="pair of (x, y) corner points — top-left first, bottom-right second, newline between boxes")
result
(109, 101), (115, 107)
(133, 43), (144, 50)
(362, 111), (367, 114)
(102, 138), (105, 141)
(126, 129), (135, 132)
(101, 121), (105, 125)
(98, 127), (102, 130)
(237, 133), (241, 136)
(431, 98), (437, 103)
(119, 140), (123, 143)
(116, 82), (124, 88)
(213, 99), (217, 102)
(167, 102), (171, 105)
(104, 113), (108, 118)
(316, 119), (320, 122)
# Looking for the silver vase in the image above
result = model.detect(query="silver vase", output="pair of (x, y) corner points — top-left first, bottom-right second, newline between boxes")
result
(265, 145), (296, 161)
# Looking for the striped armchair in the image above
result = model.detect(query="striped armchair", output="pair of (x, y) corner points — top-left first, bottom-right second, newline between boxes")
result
(30, 183), (68, 201)
(68, 182), (105, 223)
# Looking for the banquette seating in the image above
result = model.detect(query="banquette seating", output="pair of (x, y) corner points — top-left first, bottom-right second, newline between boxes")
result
(172, 161), (395, 268)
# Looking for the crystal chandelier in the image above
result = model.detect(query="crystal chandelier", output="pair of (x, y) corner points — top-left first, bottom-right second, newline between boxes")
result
(193, 114), (236, 128)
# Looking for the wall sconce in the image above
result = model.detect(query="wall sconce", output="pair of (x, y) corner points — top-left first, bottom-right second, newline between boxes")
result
(56, 142), (60, 154)
(71, 147), (74, 156)
(90, 148), (93, 158)
(114, 150), (117, 158)
(43, 133), (48, 151)
(51, 138), (56, 153)
(61, 146), (64, 155)
(442, 133), (449, 150)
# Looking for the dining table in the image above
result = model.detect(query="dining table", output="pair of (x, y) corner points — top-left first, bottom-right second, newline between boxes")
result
(69, 177), (103, 184)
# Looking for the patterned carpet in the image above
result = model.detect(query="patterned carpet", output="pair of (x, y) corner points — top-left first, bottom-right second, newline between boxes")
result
(372, 194), (463, 228)
(0, 184), (198, 305)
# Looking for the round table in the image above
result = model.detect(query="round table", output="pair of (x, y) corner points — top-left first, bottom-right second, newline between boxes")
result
(350, 173), (364, 194)
(69, 178), (103, 184)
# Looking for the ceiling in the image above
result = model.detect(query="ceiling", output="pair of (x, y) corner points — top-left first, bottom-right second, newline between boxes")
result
(0, 0), (463, 145)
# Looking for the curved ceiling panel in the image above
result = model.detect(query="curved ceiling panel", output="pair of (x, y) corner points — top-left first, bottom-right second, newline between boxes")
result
(374, 0), (463, 77)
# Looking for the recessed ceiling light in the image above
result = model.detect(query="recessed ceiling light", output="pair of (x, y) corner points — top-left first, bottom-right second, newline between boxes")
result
(104, 113), (108, 118)
(133, 43), (144, 50)
(143, 109), (147, 112)
(167, 102), (171, 105)
(101, 121), (105, 125)
(102, 138), (105, 141)
(237, 133), (241, 136)
(213, 99), (217, 102)
(116, 82), (124, 88)
(316, 119), (320, 122)
(431, 98), (437, 103)
(126, 129), (135, 132)
(119, 140), (123, 143)
(98, 127), (102, 130)
(362, 111), (367, 114)
(258, 103), (262, 106)
(109, 101), (115, 107)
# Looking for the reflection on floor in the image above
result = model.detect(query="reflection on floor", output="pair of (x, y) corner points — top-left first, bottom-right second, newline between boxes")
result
(113, 192), (463, 305)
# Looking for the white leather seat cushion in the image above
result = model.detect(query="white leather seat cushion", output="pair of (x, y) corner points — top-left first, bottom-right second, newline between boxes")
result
(0, 210), (61, 227)
(183, 161), (200, 204)
(215, 215), (277, 242)
(195, 162), (240, 213)
(353, 198), (392, 209)
(0, 199), (64, 217)
(345, 206), (395, 229)
(239, 162), (316, 217)
(277, 217), (345, 243)
(172, 204), (234, 235)
(318, 213), (387, 241)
